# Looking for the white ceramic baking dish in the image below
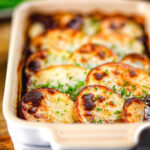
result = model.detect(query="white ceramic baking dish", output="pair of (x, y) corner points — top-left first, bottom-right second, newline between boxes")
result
(3, 0), (150, 150)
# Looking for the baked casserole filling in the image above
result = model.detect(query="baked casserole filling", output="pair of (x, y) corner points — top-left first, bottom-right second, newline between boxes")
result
(19, 12), (150, 123)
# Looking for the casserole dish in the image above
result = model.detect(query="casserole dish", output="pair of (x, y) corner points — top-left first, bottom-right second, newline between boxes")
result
(3, 0), (150, 149)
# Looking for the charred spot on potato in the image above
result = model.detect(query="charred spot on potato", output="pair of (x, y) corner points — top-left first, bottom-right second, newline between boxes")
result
(97, 96), (105, 103)
(48, 88), (56, 94)
(113, 70), (119, 75)
(76, 85), (124, 123)
(122, 97), (145, 123)
(129, 70), (137, 77)
(79, 48), (90, 53)
(67, 15), (83, 30)
(98, 51), (106, 59)
(82, 94), (95, 110)
(23, 90), (44, 107)
(40, 52), (47, 59)
(85, 111), (92, 116)
(28, 107), (37, 114)
(109, 101), (115, 106)
(109, 21), (125, 30)
(34, 114), (41, 118)
(137, 36), (146, 44)
(94, 72), (106, 80)
(28, 60), (41, 72)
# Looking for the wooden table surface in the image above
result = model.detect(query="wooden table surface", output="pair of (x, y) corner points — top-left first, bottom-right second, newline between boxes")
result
(0, 21), (14, 150)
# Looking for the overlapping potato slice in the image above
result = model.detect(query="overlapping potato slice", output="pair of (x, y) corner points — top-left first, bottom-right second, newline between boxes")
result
(21, 88), (74, 123)
(122, 97), (145, 123)
(53, 12), (78, 28)
(28, 22), (45, 39)
(30, 29), (89, 52)
(76, 85), (124, 123)
(27, 65), (88, 100)
(25, 49), (71, 75)
(121, 53), (150, 73)
(86, 62), (150, 99)
(91, 33), (144, 58)
(81, 16), (101, 36)
(99, 16), (143, 38)
(67, 43), (118, 69)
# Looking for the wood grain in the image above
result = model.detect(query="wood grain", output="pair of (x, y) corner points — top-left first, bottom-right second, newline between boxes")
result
(0, 21), (14, 150)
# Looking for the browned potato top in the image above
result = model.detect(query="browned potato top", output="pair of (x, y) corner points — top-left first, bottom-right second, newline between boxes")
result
(121, 53), (150, 73)
(99, 16), (143, 38)
(86, 62), (150, 99)
(122, 97), (145, 123)
(76, 85), (124, 123)
(67, 43), (118, 69)
(21, 88), (74, 123)
(20, 12), (148, 124)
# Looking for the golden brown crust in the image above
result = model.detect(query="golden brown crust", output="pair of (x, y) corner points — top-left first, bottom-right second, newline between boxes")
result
(99, 16), (143, 38)
(25, 49), (70, 75)
(30, 29), (89, 52)
(121, 53), (150, 72)
(91, 33), (144, 58)
(86, 62), (150, 99)
(76, 85), (124, 123)
(21, 88), (75, 123)
(27, 65), (88, 100)
(122, 97), (145, 123)
(67, 43), (118, 69)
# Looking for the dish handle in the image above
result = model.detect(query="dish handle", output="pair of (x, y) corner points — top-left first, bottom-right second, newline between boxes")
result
(41, 123), (150, 150)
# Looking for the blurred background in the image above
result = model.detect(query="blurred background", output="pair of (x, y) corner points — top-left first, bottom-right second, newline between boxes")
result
(0, 0), (150, 150)
(0, 1), (27, 149)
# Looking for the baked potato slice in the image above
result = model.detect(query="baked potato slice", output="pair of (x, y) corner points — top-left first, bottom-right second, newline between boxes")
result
(28, 22), (45, 39)
(76, 85), (124, 123)
(30, 29), (89, 52)
(27, 65), (88, 100)
(122, 97), (145, 123)
(67, 43), (118, 69)
(121, 53), (150, 73)
(21, 88), (74, 123)
(81, 16), (101, 36)
(91, 33), (144, 58)
(25, 49), (71, 75)
(86, 62), (150, 99)
(99, 16), (143, 38)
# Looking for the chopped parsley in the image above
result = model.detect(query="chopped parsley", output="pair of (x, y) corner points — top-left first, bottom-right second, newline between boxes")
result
(85, 92), (89, 96)
(94, 87), (98, 91)
(105, 69), (109, 76)
(56, 111), (60, 114)
(96, 107), (102, 111)
(57, 98), (60, 102)
(132, 84), (136, 90)
(121, 88), (126, 96)
(69, 76), (73, 80)
(123, 81), (130, 87)
(109, 91), (113, 95)
(114, 110), (121, 115)
(98, 120), (102, 124)
(112, 85), (116, 92)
